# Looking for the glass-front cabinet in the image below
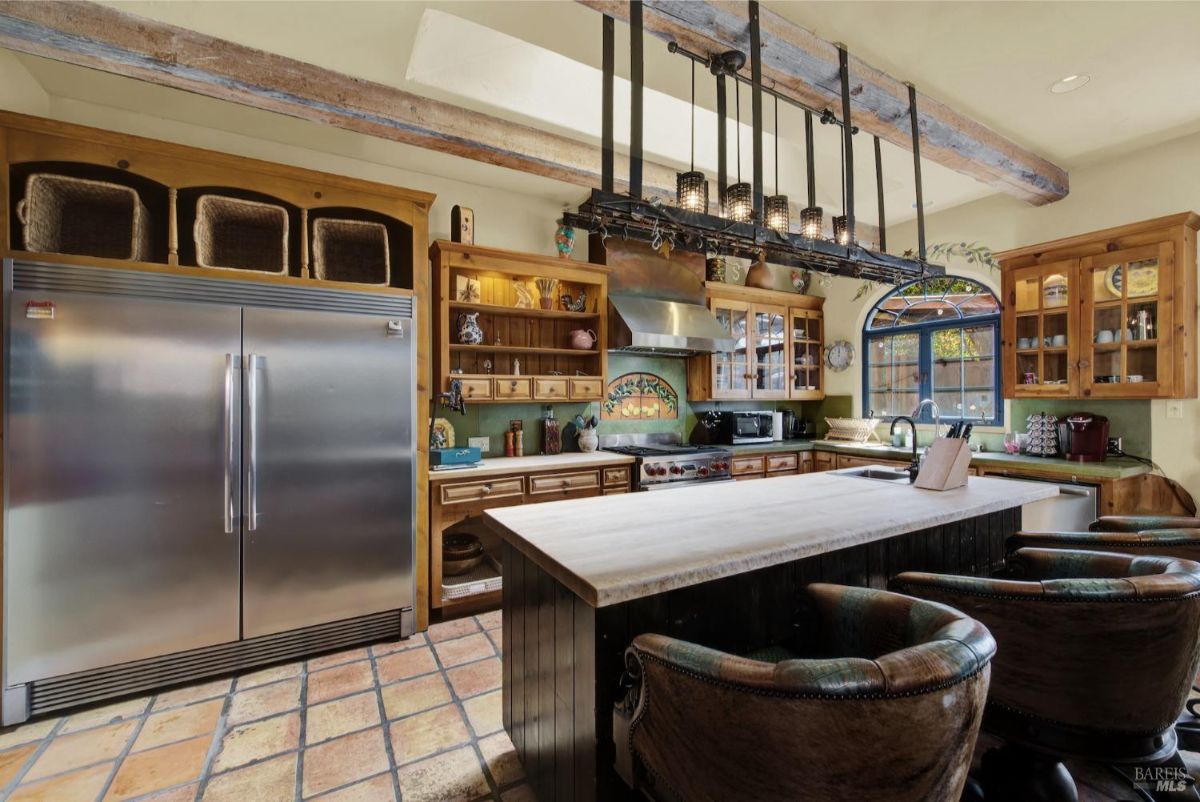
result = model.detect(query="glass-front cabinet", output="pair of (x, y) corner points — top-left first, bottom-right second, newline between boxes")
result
(690, 283), (825, 402)
(1080, 243), (1174, 398)
(1004, 258), (1078, 397)
(999, 213), (1197, 401)
(789, 308), (824, 400)
(709, 298), (751, 399)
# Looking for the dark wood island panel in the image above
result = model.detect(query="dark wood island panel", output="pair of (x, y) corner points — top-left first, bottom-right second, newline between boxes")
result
(500, 507), (1021, 802)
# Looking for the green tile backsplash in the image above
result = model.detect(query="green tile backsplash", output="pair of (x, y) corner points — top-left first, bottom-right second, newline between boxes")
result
(441, 353), (814, 455)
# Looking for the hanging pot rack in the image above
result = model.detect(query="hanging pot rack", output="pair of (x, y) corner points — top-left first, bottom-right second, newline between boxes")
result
(569, 0), (942, 286)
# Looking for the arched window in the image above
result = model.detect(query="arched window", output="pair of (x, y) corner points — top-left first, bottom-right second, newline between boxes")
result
(863, 276), (1002, 425)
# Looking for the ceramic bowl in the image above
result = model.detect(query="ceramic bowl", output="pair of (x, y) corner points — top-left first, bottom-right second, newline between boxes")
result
(1095, 330), (1114, 344)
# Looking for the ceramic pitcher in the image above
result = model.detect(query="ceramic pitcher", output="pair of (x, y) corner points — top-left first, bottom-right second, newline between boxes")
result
(457, 312), (484, 345)
(569, 328), (597, 350)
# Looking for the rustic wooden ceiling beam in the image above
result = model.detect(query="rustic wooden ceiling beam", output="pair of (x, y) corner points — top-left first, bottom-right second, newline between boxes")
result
(580, 0), (1069, 206)
(0, 1), (682, 196)
(0, 1), (883, 245)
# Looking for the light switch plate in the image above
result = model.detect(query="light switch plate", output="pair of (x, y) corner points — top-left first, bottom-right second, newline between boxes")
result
(468, 436), (490, 453)
(1167, 401), (1184, 420)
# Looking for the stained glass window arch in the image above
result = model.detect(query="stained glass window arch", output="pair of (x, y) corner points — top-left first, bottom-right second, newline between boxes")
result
(863, 276), (1003, 425)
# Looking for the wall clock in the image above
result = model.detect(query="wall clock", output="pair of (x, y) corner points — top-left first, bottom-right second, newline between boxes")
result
(824, 340), (855, 372)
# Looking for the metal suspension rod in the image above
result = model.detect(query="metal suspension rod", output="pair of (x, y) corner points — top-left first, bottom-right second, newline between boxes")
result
(804, 110), (815, 207)
(750, 0), (763, 218)
(716, 72), (727, 209)
(601, 15), (614, 193)
(838, 45), (855, 246)
(629, 1), (644, 198)
(874, 135), (886, 252)
(907, 82), (927, 260)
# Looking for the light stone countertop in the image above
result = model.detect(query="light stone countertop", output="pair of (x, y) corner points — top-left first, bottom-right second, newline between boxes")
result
(428, 451), (635, 481)
(485, 470), (1057, 607)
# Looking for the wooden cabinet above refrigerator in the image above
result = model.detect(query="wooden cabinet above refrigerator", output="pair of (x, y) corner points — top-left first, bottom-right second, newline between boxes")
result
(998, 213), (1199, 399)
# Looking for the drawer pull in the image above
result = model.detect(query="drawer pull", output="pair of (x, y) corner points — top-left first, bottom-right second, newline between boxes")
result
(481, 485), (492, 494)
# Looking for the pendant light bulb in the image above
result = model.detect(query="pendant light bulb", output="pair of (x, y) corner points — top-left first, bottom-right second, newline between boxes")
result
(765, 95), (789, 233)
(725, 74), (753, 222)
(676, 60), (708, 213)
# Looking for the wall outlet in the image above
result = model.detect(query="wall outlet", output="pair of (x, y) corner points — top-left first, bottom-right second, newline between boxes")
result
(1106, 436), (1123, 455)
(1167, 401), (1184, 420)
(468, 436), (490, 454)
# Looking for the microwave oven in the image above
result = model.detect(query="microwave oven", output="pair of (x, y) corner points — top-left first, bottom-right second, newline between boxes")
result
(711, 411), (775, 444)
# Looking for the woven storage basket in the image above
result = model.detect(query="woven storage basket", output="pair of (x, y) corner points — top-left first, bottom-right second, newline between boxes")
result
(824, 417), (882, 443)
(17, 173), (150, 261)
(194, 195), (288, 274)
(312, 218), (390, 285)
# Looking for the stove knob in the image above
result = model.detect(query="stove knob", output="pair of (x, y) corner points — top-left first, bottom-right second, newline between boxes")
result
(656, 466), (668, 476)
(712, 461), (725, 471)
(669, 465), (683, 475)
(697, 466), (710, 477)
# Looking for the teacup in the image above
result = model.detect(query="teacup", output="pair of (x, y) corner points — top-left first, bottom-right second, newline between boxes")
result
(1017, 338), (1032, 349)
(1095, 330), (1114, 344)
(1052, 334), (1067, 347)
(1128, 374), (1144, 383)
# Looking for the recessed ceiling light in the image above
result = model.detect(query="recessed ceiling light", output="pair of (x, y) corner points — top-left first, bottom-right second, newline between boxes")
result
(1049, 74), (1091, 94)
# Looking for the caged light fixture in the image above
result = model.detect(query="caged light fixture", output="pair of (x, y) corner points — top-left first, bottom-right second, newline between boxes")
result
(676, 59), (708, 213)
(800, 110), (823, 239)
(764, 95), (789, 233)
(832, 133), (850, 245)
(724, 75), (754, 222)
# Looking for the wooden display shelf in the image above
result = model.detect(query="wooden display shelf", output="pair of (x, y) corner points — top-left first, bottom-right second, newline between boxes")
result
(449, 301), (599, 320)
(450, 344), (599, 356)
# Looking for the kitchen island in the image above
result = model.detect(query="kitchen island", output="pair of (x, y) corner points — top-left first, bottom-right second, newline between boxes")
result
(484, 470), (1056, 802)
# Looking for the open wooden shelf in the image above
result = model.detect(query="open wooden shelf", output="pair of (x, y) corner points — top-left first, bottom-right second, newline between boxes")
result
(449, 301), (600, 320)
(449, 344), (599, 356)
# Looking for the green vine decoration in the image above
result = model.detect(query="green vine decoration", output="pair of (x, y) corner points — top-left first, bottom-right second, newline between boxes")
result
(856, 242), (1000, 303)
(603, 373), (679, 418)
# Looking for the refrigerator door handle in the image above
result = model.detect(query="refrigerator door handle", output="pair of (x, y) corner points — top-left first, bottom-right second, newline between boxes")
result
(245, 353), (263, 531)
(222, 354), (241, 533)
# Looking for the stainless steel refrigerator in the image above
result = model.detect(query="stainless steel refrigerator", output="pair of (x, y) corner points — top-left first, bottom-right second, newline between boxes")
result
(2, 260), (416, 724)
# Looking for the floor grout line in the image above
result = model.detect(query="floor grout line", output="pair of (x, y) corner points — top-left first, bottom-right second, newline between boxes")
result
(366, 640), (405, 802)
(92, 700), (153, 802)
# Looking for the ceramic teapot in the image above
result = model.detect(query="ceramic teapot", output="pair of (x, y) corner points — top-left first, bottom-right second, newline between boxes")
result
(457, 312), (484, 345)
(569, 328), (598, 350)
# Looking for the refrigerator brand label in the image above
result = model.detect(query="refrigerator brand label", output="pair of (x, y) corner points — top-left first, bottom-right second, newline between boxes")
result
(386, 320), (405, 338)
(25, 300), (55, 320)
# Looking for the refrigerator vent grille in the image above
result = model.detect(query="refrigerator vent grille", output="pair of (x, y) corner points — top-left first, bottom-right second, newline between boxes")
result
(27, 611), (403, 717)
(9, 261), (414, 318)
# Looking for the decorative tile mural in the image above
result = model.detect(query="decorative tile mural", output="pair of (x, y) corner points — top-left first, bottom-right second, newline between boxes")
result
(602, 372), (679, 420)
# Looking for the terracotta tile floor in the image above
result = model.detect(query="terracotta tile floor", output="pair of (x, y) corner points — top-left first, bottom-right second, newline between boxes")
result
(0, 613), (528, 802)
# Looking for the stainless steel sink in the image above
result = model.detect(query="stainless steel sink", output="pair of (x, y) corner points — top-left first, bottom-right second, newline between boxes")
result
(838, 466), (915, 483)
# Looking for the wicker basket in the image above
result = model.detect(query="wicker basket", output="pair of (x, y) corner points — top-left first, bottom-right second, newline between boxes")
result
(824, 417), (882, 443)
(194, 195), (288, 274)
(17, 173), (150, 261)
(312, 217), (389, 284)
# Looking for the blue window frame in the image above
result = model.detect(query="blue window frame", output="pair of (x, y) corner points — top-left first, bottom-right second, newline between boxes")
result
(862, 276), (1003, 426)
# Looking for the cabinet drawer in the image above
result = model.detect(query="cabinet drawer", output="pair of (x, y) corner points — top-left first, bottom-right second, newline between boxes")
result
(533, 377), (569, 400)
(798, 452), (814, 473)
(813, 452), (835, 472)
(766, 453), (798, 473)
(459, 378), (492, 400)
(603, 486), (630, 495)
(494, 378), (532, 400)
(439, 476), (524, 505)
(603, 465), (631, 488)
(731, 455), (765, 476)
(528, 470), (601, 496)
(570, 377), (604, 400)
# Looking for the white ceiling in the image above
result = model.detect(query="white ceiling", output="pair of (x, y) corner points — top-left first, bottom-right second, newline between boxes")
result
(9, 1), (1200, 229)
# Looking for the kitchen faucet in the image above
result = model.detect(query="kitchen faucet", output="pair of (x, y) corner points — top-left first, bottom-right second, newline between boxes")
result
(912, 398), (942, 438)
(889, 416), (920, 483)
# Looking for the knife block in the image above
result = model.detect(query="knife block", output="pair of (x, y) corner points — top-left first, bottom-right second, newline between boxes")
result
(914, 437), (973, 491)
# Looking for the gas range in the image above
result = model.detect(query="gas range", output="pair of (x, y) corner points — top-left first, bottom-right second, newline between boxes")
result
(601, 434), (733, 491)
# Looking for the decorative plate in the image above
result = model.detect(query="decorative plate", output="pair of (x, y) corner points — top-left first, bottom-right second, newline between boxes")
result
(431, 417), (455, 449)
(824, 340), (855, 372)
(1105, 260), (1158, 298)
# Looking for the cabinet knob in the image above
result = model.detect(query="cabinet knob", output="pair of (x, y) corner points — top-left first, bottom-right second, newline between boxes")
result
(481, 484), (492, 494)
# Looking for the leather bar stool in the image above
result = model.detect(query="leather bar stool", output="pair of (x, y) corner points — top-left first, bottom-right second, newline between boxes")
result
(612, 583), (996, 802)
(1091, 514), (1200, 532)
(893, 548), (1200, 802)
(1008, 527), (1200, 753)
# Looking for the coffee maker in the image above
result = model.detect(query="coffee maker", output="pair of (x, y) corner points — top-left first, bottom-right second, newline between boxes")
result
(1057, 413), (1109, 462)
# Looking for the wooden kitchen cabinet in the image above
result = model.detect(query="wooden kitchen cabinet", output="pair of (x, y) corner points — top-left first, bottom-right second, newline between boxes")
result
(429, 461), (633, 619)
(998, 213), (1198, 399)
(834, 454), (910, 471)
(431, 241), (609, 404)
(689, 283), (824, 402)
(813, 452), (836, 472)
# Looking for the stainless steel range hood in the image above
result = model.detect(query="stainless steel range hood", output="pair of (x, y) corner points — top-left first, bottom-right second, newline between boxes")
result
(608, 294), (736, 356)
